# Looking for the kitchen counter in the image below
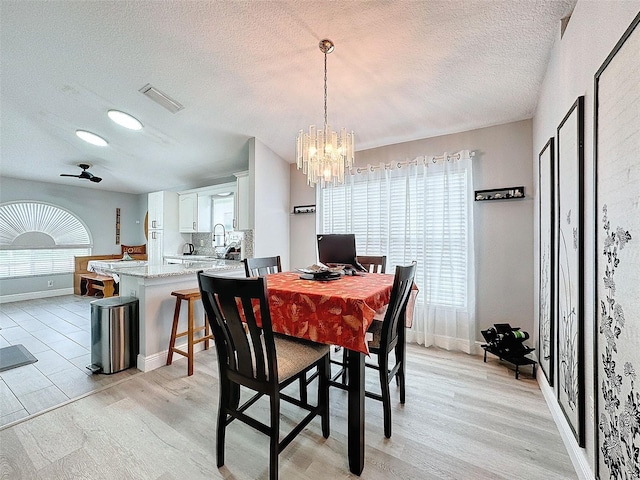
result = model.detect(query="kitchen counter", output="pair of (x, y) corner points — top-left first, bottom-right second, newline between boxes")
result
(112, 259), (244, 372)
(108, 259), (242, 278)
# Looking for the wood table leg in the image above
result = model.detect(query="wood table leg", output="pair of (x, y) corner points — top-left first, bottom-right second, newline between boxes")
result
(347, 348), (365, 475)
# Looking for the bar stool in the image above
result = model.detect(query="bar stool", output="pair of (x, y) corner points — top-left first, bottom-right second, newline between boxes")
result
(166, 288), (213, 376)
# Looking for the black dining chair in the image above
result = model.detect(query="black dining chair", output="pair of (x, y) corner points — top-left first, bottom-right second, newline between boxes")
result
(243, 255), (313, 402)
(244, 255), (282, 277)
(198, 272), (331, 480)
(333, 255), (387, 381)
(331, 261), (417, 438)
(356, 255), (387, 274)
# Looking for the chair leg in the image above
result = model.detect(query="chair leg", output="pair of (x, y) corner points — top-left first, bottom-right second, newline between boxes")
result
(269, 393), (280, 480)
(320, 355), (330, 438)
(187, 298), (195, 376)
(378, 353), (392, 438)
(217, 382), (229, 468)
(204, 313), (211, 350)
(166, 297), (182, 365)
(299, 374), (307, 404)
(396, 343), (406, 404)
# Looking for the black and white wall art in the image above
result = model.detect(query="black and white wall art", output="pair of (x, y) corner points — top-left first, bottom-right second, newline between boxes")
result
(595, 13), (640, 479)
(539, 138), (555, 385)
(556, 95), (585, 447)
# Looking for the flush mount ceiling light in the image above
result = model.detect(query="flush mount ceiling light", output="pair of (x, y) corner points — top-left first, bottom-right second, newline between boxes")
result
(75, 130), (108, 146)
(107, 110), (143, 130)
(296, 39), (354, 187)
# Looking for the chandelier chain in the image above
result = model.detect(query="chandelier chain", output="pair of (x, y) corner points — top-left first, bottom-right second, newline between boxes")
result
(324, 51), (328, 128)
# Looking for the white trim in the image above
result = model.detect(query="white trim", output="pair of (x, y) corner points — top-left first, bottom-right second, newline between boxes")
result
(538, 373), (593, 479)
(0, 287), (73, 304)
(136, 341), (209, 372)
(407, 334), (484, 356)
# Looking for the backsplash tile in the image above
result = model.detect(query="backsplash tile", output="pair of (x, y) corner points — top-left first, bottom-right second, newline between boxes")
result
(191, 230), (253, 259)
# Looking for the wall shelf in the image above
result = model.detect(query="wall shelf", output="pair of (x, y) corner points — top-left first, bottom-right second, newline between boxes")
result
(292, 204), (316, 214)
(475, 186), (525, 202)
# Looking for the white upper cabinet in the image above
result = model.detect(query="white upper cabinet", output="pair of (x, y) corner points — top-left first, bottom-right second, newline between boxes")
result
(178, 193), (198, 233)
(146, 191), (181, 265)
(147, 191), (164, 230)
(178, 182), (237, 233)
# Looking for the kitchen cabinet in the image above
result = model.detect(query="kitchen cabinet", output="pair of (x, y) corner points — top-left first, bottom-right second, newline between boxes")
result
(197, 194), (213, 232)
(178, 193), (198, 233)
(147, 229), (164, 265)
(178, 182), (236, 233)
(234, 170), (251, 230)
(148, 191), (165, 230)
(147, 191), (182, 265)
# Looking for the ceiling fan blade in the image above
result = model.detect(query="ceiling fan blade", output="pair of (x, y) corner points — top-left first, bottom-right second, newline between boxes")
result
(60, 164), (101, 183)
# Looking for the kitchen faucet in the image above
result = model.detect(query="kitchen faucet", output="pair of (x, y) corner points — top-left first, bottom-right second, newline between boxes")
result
(213, 223), (226, 247)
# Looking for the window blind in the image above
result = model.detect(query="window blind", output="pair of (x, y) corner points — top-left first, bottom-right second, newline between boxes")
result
(320, 167), (469, 308)
(0, 202), (92, 278)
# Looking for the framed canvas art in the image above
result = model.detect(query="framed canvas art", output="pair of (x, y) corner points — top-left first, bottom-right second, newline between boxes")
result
(555, 95), (585, 447)
(594, 12), (640, 479)
(538, 137), (555, 385)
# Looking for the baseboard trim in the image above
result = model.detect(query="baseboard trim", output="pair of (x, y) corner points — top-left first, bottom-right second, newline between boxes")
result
(407, 332), (479, 355)
(137, 341), (209, 373)
(0, 288), (74, 304)
(538, 373), (593, 479)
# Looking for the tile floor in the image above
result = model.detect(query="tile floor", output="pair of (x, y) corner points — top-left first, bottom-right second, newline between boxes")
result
(0, 295), (139, 428)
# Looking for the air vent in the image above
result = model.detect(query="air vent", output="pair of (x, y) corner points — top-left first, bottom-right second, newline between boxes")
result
(139, 84), (184, 113)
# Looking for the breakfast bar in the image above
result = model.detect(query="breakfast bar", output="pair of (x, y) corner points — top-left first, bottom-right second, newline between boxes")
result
(102, 260), (244, 372)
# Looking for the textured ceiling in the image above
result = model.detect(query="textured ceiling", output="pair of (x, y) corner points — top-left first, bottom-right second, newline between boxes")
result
(0, 0), (576, 194)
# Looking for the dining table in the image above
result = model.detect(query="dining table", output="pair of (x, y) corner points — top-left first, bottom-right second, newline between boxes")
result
(264, 270), (395, 475)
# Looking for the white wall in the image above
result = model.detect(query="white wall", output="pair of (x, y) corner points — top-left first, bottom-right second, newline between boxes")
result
(532, 2), (640, 477)
(289, 119), (535, 341)
(289, 168), (317, 269)
(250, 138), (291, 270)
(0, 176), (147, 297)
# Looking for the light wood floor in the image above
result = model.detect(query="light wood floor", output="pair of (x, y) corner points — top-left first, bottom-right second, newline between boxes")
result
(0, 344), (576, 479)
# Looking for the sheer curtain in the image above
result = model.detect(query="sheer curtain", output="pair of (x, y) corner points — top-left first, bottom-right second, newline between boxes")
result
(318, 150), (476, 353)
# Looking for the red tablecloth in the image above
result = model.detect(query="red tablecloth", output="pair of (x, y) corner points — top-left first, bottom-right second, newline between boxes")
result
(266, 272), (394, 355)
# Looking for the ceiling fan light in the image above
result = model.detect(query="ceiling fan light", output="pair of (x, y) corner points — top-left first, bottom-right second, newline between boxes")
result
(76, 130), (108, 146)
(107, 110), (143, 130)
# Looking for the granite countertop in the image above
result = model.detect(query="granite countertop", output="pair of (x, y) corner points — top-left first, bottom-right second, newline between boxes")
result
(104, 260), (243, 279)
(163, 255), (220, 261)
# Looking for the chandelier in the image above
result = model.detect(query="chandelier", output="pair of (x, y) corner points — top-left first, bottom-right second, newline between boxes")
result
(296, 39), (354, 187)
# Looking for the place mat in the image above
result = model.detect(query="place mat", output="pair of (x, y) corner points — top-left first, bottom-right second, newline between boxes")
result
(0, 344), (38, 372)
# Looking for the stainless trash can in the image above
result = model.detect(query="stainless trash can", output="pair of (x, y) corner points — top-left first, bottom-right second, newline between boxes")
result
(89, 296), (139, 374)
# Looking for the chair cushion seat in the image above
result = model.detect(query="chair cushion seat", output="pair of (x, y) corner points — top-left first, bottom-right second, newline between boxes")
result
(366, 319), (383, 350)
(274, 334), (330, 383)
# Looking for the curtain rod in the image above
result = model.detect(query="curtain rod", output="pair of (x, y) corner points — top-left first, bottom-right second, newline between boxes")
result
(354, 150), (474, 173)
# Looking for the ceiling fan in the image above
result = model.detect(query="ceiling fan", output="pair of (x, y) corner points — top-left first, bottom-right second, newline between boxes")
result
(60, 163), (102, 183)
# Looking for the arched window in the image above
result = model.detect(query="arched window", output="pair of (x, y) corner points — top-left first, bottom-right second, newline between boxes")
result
(0, 202), (92, 278)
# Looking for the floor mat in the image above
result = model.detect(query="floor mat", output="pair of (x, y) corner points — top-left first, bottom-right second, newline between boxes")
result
(0, 344), (38, 372)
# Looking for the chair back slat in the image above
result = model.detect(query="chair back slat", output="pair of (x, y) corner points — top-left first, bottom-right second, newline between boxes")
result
(356, 255), (387, 274)
(380, 262), (417, 352)
(198, 272), (276, 385)
(244, 256), (282, 277)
